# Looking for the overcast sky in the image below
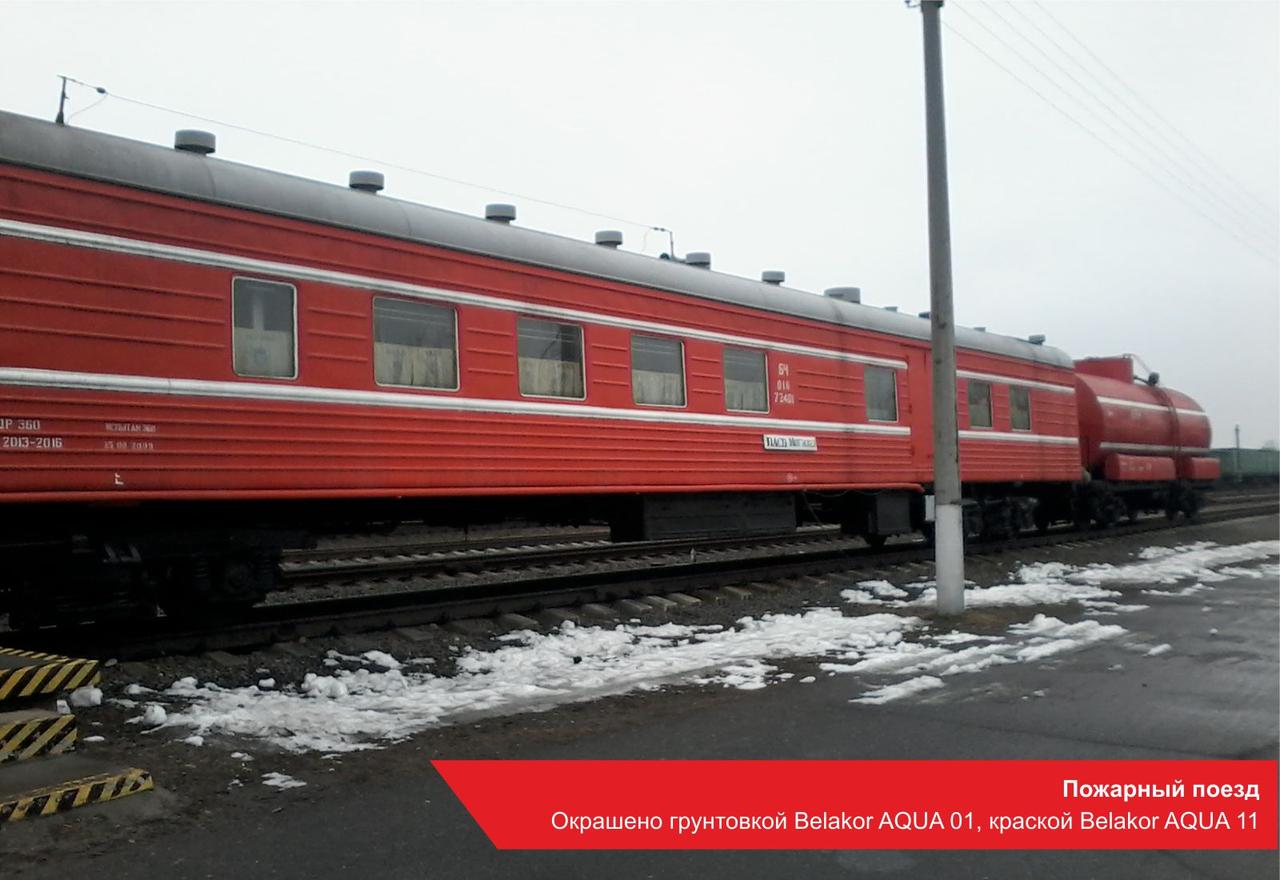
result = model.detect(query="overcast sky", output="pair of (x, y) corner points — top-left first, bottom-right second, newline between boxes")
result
(3, 0), (1277, 445)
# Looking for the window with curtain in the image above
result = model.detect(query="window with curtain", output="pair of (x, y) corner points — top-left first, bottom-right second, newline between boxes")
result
(968, 380), (993, 428)
(233, 277), (296, 379)
(631, 334), (685, 406)
(865, 365), (898, 422)
(518, 317), (584, 398)
(373, 297), (458, 390)
(1010, 385), (1031, 431)
(724, 347), (767, 413)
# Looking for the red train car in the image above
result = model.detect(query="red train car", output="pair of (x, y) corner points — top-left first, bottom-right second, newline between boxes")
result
(0, 110), (1208, 622)
(1072, 355), (1218, 522)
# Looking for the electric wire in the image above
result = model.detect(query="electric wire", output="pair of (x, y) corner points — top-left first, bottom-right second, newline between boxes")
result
(59, 76), (677, 250)
(949, 3), (1276, 258)
(980, 0), (1278, 243)
(939, 21), (1279, 267)
(1028, 0), (1279, 224)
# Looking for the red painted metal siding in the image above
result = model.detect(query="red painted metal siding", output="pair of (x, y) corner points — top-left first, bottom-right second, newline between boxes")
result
(1178, 457), (1221, 482)
(1073, 371), (1212, 475)
(1, 166), (932, 502)
(1103, 453), (1177, 482)
(952, 351), (1081, 485)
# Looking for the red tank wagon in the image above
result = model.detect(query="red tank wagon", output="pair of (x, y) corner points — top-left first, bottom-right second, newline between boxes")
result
(1071, 356), (1218, 523)
(0, 110), (1213, 623)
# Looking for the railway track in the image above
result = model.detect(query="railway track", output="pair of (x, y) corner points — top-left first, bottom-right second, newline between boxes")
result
(281, 527), (612, 568)
(280, 488), (1278, 583)
(279, 526), (835, 585)
(3, 496), (1274, 661)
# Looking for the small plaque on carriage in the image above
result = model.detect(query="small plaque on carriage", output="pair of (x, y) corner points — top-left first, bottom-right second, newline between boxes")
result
(763, 434), (817, 452)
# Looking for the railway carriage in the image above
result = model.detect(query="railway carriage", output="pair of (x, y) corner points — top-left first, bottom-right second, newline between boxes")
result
(0, 110), (1214, 624)
(1072, 355), (1218, 523)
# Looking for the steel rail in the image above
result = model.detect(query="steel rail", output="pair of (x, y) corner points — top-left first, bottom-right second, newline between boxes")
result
(2, 500), (1274, 661)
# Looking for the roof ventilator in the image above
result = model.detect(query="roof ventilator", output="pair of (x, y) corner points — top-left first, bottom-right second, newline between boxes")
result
(686, 252), (712, 269)
(824, 287), (861, 303)
(1028, 334), (1046, 345)
(761, 270), (785, 285)
(349, 170), (385, 193)
(594, 230), (623, 248)
(174, 130), (216, 155)
(485, 203), (517, 223)
(883, 306), (899, 312)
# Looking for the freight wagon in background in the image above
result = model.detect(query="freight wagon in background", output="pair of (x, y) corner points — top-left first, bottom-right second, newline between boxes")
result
(1210, 447), (1280, 485)
(0, 109), (1218, 626)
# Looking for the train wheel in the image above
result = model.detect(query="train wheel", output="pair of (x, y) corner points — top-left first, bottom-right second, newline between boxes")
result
(156, 554), (269, 620)
(1124, 498), (1139, 523)
(1182, 491), (1203, 522)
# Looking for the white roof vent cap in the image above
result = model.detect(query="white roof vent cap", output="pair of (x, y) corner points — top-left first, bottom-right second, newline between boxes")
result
(686, 252), (712, 268)
(595, 230), (623, 248)
(485, 203), (517, 223)
(349, 170), (385, 193)
(824, 286), (861, 303)
(174, 129), (216, 155)
(762, 270), (785, 285)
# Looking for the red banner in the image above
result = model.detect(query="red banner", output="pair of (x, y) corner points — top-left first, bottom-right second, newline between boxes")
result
(433, 759), (1277, 850)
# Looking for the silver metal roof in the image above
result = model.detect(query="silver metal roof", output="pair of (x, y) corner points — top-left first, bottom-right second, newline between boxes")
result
(0, 110), (1074, 369)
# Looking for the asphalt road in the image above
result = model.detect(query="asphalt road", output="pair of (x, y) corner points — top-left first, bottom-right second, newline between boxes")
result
(7, 518), (1278, 879)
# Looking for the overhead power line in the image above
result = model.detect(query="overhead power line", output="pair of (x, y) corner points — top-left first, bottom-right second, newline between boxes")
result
(939, 21), (1279, 267)
(1028, 0), (1280, 226)
(948, 3), (1276, 259)
(980, 0), (1278, 244)
(59, 76), (676, 248)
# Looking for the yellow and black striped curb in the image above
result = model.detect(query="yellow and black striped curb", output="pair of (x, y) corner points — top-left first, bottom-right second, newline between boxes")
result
(0, 711), (77, 764)
(0, 649), (100, 704)
(0, 767), (153, 822)
(0, 648), (68, 662)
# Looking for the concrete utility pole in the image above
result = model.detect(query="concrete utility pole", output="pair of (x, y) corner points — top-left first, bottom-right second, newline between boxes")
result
(919, 0), (965, 615)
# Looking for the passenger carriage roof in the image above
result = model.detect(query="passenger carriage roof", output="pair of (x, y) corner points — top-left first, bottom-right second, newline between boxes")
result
(0, 110), (1074, 370)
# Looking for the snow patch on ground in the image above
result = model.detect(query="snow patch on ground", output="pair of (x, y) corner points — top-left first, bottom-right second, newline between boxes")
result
(123, 538), (1274, 755)
(839, 540), (1277, 610)
(261, 771), (306, 790)
(143, 610), (920, 753)
(361, 650), (401, 670)
(69, 686), (102, 708)
(854, 675), (945, 705)
(127, 704), (167, 727)
(913, 581), (1119, 609)
(1066, 541), (1278, 586)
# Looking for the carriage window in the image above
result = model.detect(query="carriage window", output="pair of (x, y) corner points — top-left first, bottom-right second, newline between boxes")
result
(865, 365), (898, 422)
(1010, 385), (1031, 431)
(724, 347), (767, 413)
(632, 335), (685, 407)
(232, 278), (296, 379)
(518, 317), (584, 398)
(968, 380), (992, 428)
(373, 298), (458, 390)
